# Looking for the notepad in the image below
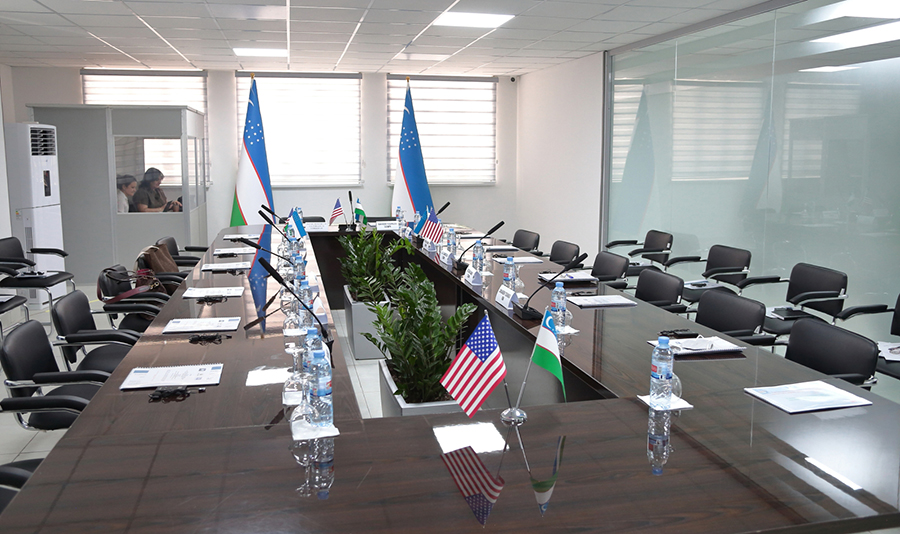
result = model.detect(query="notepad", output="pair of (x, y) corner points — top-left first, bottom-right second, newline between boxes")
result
(768, 306), (814, 321)
(567, 295), (636, 309)
(492, 256), (543, 264)
(744, 380), (872, 414)
(539, 271), (597, 283)
(201, 262), (251, 272)
(485, 245), (519, 252)
(163, 317), (241, 334)
(213, 247), (256, 256)
(183, 287), (244, 298)
(648, 336), (744, 355)
(120, 363), (223, 390)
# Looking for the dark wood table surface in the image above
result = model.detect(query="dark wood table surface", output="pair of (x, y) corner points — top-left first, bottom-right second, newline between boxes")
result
(2, 225), (900, 533)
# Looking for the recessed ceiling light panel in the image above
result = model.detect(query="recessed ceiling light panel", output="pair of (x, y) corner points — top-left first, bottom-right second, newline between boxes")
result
(813, 20), (900, 48)
(433, 12), (514, 29)
(233, 48), (288, 57)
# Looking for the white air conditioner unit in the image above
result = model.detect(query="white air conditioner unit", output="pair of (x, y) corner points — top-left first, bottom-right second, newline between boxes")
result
(4, 123), (66, 307)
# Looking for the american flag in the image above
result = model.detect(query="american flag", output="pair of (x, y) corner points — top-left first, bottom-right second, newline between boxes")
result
(329, 198), (344, 226)
(441, 446), (505, 526)
(440, 316), (506, 417)
(420, 209), (443, 243)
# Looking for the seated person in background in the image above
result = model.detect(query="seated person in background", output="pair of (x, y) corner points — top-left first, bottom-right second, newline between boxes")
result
(133, 168), (182, 213)
(116, 174), (137, 213)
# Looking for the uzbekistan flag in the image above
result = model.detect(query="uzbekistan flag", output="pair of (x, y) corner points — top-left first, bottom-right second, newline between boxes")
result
(231, 78), (273, 226)
(532, 310), (566, 400)
(392, 83), (434, 233)
(289, 208), (307, 239)
(354, 198), (367, 224)
(441, 446), (504, 526)
(441, 315), (506, 417)
(329, 198), (344, 226)
(530, 436), (566, 516)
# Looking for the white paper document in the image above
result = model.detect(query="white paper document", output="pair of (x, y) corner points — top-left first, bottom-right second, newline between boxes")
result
(183, 287), (245, 298)
(163, 317), (241, 334)
(201, 262), (251, 272)
(878, 341), (900, 362)
(305, 221), (328, 232)
(539, 271), (598, 283)
(485, 245), (519, 252)
(245, 367), (292, 387)
(223, 234), (259, 240)
(648, 336), (744, 355)
(492, 256), (543, 264)
(637, 395), (694, 411)
(567, 295), (636, 309)
(120, 363), (223, 390)
(744, 380), (872, 414)
(213, 247), (256, 256)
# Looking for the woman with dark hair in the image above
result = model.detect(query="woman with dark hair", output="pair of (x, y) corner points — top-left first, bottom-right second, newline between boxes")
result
(116, 174), (137, 213)
(133, 167), (181, 212)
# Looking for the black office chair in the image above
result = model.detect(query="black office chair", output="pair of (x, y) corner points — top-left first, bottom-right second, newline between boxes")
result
(51, 290), (139, 373)
(96, 265), (166, 333)
(665, 244), (751, 304)
(694, 290), (774, 346)
(0, 267), (29, 344)
(785, 319), (877, 387)
(737, 262), (848, 338)
(0, 236), (76, 309)
(590, 251), (628, 290)
(303, 216), (326, 223)
(607, 230), (673, 277)
(0, 458), (42, 514)
(834, 293), (900, 380)
(511, 230), (540, 254)
(156, 236), (205, 267)
(633, 267), (686, 314)
(546, 240), (581, 267)
(0, 320), (107, 431)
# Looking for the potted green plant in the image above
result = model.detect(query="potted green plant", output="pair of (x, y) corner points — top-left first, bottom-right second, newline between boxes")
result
(363, 264), (477, 416)
(338, 228), (410, 360)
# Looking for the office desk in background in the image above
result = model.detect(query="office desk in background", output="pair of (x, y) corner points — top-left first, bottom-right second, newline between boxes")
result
(2, 225), (900, 533)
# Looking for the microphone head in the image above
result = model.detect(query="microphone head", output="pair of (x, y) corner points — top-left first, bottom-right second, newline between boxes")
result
(565, 253), (589, 270)
(436, 201), (451, 215)
(260, 204), (275, 215)
(486, 220), (505, 236)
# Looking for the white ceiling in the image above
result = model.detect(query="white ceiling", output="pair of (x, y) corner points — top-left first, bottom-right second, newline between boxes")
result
(0, 0), (772, 75)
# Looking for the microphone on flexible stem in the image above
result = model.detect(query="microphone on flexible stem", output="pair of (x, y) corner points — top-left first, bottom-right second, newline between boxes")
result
(257, 210), (291, 241)
(342, 190), (357, 232)
(260, 204), (287, 224)
(513, 253), (588, 321)
(237, 237), (292, 263)
(257, 258), (335, 363)
(454, 221), (505, 271)
(435, 201), (451, 216)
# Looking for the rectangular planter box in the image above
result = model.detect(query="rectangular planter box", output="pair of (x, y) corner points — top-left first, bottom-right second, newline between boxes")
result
(379, 359), (462, 417)
(343, 285), (386, 360)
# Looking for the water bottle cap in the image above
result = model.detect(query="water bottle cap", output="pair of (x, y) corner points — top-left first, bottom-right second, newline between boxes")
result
(313, 349), (325, 358)
(507, 256), (513, 262)
(652, 467), (663, 476)
(657, 336), (670, 347)
(555, 281), (564, 288)
(307, 327), (317, 335)
(300, 280), (309, 288)
(475, 239), (481, 244)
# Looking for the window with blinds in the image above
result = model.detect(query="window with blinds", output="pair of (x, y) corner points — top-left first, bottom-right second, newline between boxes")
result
(236, 74), (361, 187)
(387, 76), (497, 185)
(610, 82), (643, 183)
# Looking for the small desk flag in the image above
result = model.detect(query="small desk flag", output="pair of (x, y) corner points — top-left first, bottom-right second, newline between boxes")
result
(442, 446), (504, 526)
(289, 208), (307, 238)
(392, 83), (435, 233)
(231, 78), (273, 226)
(329, 198), (344, 226)
(420, 208), (443, 243)
(354, 198), (367, 224)
(441, 316), (507, 417)
(532, 310), (566, 399)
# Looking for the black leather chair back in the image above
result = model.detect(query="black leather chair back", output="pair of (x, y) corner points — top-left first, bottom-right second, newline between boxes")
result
(98, 265), (132, 298)
(512, 230), (540, 252)
(549, 240), (580, 265)
(156, 237), (179, 258)
(642, 230), (673, 265)
(303, 216), (326, 223)
(51, 291), (98, 365)
(892, 294), (900, 337)
(0, 321), (57, 398)
(786, 319), (877, 381)
(705, 245), (751, 286)
(0, 237), (25, 260)
(591, 251), (628, 281)
(786, 263), (847, 318)
(634, 267), (683, 306)
(695, 290), (764, 335)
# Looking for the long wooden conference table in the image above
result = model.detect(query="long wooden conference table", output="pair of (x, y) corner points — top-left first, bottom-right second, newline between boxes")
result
(2, 225), (900, 533)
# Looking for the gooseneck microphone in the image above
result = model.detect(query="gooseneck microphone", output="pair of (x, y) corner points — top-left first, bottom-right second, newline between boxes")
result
(257, 257), (335, 362)
(237, 237), (292, 263)
(454, 221), (505, 271)
(436, 201), (451, 216)
(513, 253), (588, 321)
(257, 210), (292, 241)
(260, 204), (287, 224)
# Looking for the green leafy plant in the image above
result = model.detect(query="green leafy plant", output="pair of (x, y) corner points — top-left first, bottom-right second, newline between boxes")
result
(338, 227), (412, 304)
(363, 264), (477, 404)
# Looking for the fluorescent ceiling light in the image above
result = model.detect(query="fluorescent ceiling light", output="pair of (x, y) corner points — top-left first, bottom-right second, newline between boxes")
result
(233, 48), (288, 57)
(433, 12), (514, 29)
(814, 20), (900, 48)
(799, 66), (859, 72)
(831, 0), (900, 19)
(432, 422), (507, 454)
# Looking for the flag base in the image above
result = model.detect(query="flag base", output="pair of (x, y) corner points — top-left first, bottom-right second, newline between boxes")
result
(500, 407), (527, 426)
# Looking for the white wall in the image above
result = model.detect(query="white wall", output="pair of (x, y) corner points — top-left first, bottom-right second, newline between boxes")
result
(206, 70), (238, 241)
(517, 53), (605, 259)
(0, 64), (12, 237)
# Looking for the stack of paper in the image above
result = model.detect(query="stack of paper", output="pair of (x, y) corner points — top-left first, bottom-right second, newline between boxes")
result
(567, 295), (636, 309)
(183, 287), (245, 299)
(539, 271), (597, 283)
(213, 247), (256, 256)
(120, 363), (223, 390)
(492, 256), (543, 265)
(744, 380), (872, 414)
(201, 262), (251, 272)
(163, 317), (241, 333)
(648, 336), (743, 355)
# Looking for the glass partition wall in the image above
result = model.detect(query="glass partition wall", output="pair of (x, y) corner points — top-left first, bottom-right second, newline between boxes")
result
(608, 0), (900, 341)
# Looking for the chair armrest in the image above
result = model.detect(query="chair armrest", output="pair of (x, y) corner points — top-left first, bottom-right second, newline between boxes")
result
(63, 330), (139, 345)
(103, 302), (161, 316)
(788, 290), (844, 307)
(628, 247), (670, 258)
(0, 257), (35, 268)
(32, 370), (110, 385)
(0, 465), (34, 488)
(664, 255), (702, 268)
(703, 266), (748, 279)
(29, 247), (67, 258)
(830, 373), (869, 386)
(173, 257), (201, 267)
(606, 240), (639, 249)
(604, 281), (628, 290)
(533, 250), (545, 256)
(835, 304), (892, 322)
(0, 395), (89, 414)
(183, 245), (208, 253)
(735, 275), (785, 290)
(659, 303), (688, 314)
(0, 266), (19, 276)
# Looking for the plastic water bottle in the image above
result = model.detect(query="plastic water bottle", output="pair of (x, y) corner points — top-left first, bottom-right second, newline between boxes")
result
(292, 255), (306, 283)
(395, 206), (403, 224)
(472, 240), (484, 272)
(304, 327), (321, 371)
(447, 227), (457, 255)
(650, 336), (674, 409)
(311, 438), (335, 500)
(310, 349), (333, 427)
(412, 211), (421, 234)
(297, 280), (313, 310)
(503, 257), (516, 289)
(550, 281), (567, 329)
(647, 408), (671, 475)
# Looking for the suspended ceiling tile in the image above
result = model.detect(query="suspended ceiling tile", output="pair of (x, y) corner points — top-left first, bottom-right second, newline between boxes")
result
(83, 26), (159, 39)
(39, 0), (132, 15)
(485, 28), (557, 40)
(291, 6), (366, 22)
(0, 12), (76, 25)
(129, 3), (212, 17)
(291, 20), (357, 32)
(209, 5), (288, 20)
(663, 8), (731, 24)
(361, 9), (441, 24)
(524, 2), (619, 19)
(502, 16), (580, 31)
(371, 0), (455, 10)
(566, 19), (647, 33)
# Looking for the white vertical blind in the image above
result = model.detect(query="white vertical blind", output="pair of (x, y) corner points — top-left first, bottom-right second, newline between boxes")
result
(236, 74), (361, 187)
(387, 77), (497, 184)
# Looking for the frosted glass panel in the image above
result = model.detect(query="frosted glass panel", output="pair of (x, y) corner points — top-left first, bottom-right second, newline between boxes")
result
(608, 0), (900, 341)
